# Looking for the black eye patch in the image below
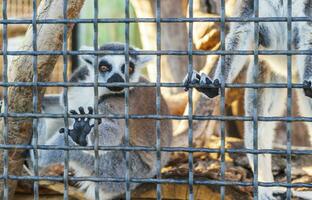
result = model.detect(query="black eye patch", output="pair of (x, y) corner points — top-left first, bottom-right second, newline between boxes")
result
(121, 62), (135, 74)
(98, 60), (112, 72)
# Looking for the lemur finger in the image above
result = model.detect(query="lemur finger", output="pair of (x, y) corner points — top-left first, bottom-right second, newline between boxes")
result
(303, 81), (312, 98)
(77, 106), (86, 121)
(199, 73), (212, 86)
(88, 106), (93, 115)
(184, 70), (199, 83)
(182, 73), (191, 90)
(70, 110), (78, 115)
(195, 77), (220, 98)
(84, 107), (95, 123)
(213, 79), (220, 86)
(78, 106), (85, 114)
(192, 71), (201, 83)
(70, 110), (81, 122)
(183, 70), (200, 91)
(59, 128), (65, 134)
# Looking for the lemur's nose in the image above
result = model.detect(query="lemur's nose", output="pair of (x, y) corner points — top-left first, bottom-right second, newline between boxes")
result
(107, 73), (125, 92)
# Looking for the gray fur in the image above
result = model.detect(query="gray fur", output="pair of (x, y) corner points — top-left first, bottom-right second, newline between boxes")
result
(185, 1), (312, 199)
(38, 85), (172, 200)
(39, 95), (65, 144)
(99, 42), (138, 61)
(70, 66), (90, 82)
(259, 25), (271, 48)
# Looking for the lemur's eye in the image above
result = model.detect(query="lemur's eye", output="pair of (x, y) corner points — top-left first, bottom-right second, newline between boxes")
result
(98, 60), (112, 73)
(121, 62), (135, 74)
(99, 65), (110, 72)
(129, 65), (134, 74)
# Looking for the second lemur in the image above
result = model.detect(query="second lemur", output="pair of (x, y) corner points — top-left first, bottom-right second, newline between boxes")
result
(184, 1), (311, 200)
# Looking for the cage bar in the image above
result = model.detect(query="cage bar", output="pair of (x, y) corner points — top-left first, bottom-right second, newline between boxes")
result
(0, 0), (311, 199)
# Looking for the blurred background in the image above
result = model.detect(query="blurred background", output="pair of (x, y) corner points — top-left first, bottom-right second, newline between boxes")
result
(78, 0), (141, 48)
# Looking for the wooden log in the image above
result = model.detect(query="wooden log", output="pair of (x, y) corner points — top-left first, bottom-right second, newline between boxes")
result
(171, 0), (227, 145)
(0, 0), (85, 198)
(191, 0), (221, 51)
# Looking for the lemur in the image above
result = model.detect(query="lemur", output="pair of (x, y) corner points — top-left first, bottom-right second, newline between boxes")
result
(184, 1), (311, 199)
(37, 43), (173, 200)
(39, 43), (152, 142)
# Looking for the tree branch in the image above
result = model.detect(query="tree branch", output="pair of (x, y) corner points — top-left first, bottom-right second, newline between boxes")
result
(0, 0), (85, 198)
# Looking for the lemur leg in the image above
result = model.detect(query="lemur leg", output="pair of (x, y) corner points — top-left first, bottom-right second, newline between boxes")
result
(296, 90), (312, 145)
(296, 19), (312, 143)
(297, 22), (312, 97)
(244, 61), (287, 200)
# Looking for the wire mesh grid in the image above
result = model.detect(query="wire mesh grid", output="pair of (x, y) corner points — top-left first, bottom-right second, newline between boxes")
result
(0, 0), (39, 19)
(0, 0), (311, 200)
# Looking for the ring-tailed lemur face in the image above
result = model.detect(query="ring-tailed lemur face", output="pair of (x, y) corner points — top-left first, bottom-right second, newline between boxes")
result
(73, 43), (153, 96)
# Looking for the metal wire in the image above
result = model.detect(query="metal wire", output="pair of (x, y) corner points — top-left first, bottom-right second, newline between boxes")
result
(155, 0), (162, 199)
(0, 16), (310, 24)
(219, 0), (226, 198)
(31, 0), (39, 199)
(1, 0), (9, 199)
(286, 0), (293, 199)
(252, 1), (259, 198)
(0, 1), (311, 200)
(0, 49), (311, 56)
(124, 0), (131, 199)
(61, 0), (70, 199)
(187, 0), (194, 199)
(93, 0), (100, 199)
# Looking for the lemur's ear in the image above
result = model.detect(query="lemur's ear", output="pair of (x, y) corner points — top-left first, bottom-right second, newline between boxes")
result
(80, 55), (95, 65)
(136, 55), (154, 66)
(79, 45), (95, 65)
(134, 47), (154, 67)
(135, 55), (154, 67)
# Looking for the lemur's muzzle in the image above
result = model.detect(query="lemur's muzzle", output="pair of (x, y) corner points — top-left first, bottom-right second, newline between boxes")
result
(107, 73), (125, 92)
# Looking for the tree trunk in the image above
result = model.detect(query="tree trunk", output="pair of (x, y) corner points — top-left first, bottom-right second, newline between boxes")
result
(0, 0), (85, 198)
(131, 0), (205, 95)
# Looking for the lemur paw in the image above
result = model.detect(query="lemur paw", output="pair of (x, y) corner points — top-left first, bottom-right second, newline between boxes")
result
(303, 80), (312, 98)
(59, 106), (101, 146)
(183, 70), (220, 98)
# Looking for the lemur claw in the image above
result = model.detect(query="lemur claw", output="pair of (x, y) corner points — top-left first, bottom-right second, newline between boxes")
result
(59, 106), (101, 146)
(183, 70), (220, 98)
(183, 70), (201, 91)
(303, 80), (312, 98)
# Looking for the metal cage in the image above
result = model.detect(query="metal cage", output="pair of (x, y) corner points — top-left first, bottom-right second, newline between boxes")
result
(0, 0), (312, 200)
